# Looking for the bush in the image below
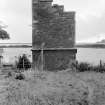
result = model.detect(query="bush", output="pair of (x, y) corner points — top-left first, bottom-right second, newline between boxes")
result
(93, 65), (105, 73)
(16, 54), (31, 71)
(8, 72), (12, 77)
(77, 62), (91, 72)
(77, 61), (105, 73)
(15, 73), (25, 80)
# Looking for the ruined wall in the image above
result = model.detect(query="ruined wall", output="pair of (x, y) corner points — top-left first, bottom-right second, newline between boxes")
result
(32, 0), (75, 49)
(32, 0), (77, 70)
(32, 49), (76, 70)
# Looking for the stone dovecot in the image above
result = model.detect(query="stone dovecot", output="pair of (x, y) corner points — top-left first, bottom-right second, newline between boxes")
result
(32, 0), (77, 71)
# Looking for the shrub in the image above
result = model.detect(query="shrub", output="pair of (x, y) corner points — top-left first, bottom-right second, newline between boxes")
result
(93, 65), (105, 73)
(8, 72), (12, 77)
(15, 73), (25, 80)
(16, 54), (31, 71)
(77, 62), (91, 72)
(76, 61), (105, 73)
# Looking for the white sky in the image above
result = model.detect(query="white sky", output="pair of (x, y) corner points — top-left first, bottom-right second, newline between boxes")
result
(0, 0), (105, 43)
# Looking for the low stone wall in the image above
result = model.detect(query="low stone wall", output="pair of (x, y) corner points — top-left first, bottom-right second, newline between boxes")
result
(32, 48), (77, 71)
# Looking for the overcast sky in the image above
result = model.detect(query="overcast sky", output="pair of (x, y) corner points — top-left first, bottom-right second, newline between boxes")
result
(0, 0), (105, 43)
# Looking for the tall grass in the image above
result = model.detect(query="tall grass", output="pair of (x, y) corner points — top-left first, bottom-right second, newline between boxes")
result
(2, 66), (105, 105)
(4, 70), (90, 105)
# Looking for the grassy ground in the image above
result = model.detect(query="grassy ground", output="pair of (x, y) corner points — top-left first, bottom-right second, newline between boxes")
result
(1, 69), (105, 105)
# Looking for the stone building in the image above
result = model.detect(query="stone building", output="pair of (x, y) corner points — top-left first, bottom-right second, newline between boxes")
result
(32, 0), (77, 70)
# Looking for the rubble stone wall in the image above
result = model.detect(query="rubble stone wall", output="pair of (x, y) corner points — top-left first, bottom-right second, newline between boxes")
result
(32, 0), (77, 70)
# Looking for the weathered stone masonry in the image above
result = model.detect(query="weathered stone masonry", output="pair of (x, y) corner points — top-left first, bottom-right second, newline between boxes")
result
(32, 0), (77, 70)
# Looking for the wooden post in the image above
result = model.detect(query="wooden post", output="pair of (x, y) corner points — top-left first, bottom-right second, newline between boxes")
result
(0, 48), (3, 68)
(100, 60), (102, 68)
(0, 56), (2, 68)
(23, 58), (24, 70)
(41, 43), (45, 71)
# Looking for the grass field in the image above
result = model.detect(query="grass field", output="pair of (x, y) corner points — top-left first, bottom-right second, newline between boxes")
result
(0, 69), (105, 105)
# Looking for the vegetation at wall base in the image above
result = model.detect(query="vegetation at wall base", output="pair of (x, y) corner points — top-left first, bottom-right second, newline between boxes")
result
(16, 54), (31, 71)
(15, 73), (25, 80)
(76, 61), (105, 73)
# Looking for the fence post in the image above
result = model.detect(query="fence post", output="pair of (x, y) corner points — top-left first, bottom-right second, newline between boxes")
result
(100, 60), (102, 68)
(41, 43), (45, 71)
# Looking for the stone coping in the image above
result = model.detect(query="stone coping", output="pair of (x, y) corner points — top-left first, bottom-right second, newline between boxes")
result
(32, 48), (77, 53)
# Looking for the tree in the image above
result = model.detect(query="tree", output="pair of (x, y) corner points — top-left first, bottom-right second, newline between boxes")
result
(0, 24), (10, 39)
(0, 24), (9, 67)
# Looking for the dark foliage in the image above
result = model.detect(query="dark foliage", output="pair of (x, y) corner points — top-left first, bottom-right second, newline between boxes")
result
(77, 62), (91, 72)
(8, 72), (12, 77)
(0, 28), (10, 39)
(16, 54), (31, 70)
(93, 65), (105, 73)
(77, 61), (105, 73)
(15, 73), (25, 80)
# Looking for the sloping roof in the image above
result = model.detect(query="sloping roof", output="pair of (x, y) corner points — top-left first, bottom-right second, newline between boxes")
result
(0, 29), (10, 39)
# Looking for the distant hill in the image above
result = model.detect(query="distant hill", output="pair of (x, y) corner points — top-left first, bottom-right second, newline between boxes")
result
(0, 42), (105, 48)
(0, 43), (32, 48)
(76, 43), (105, 48)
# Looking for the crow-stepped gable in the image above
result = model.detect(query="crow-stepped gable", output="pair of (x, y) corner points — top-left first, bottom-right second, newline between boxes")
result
(32, 0), (77, 70)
